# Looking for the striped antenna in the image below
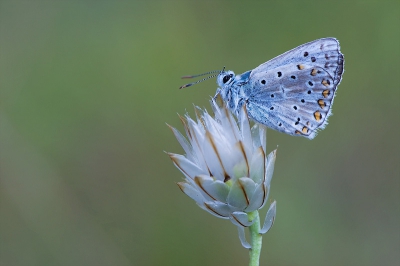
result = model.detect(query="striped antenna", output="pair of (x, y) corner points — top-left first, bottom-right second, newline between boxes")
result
(179, 67), (225, 89)
(181, 69), (221, 79)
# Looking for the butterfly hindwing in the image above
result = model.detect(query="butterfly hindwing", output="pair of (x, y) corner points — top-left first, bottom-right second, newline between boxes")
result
(248, 64), (334, 138)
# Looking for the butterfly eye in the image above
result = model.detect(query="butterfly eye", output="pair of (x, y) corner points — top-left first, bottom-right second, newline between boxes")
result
(223, 75), (231, 84)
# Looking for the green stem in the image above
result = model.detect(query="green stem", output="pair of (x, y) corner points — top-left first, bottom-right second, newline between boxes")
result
(248, 210), (263, 266)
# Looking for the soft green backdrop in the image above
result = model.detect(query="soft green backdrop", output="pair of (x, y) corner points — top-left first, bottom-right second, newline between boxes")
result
(1, 1), (399, 266)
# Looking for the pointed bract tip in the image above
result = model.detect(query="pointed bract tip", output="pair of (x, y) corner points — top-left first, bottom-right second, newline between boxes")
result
(166, 152), (178, 161)
(214, 93), (224, 108)
(177, 182), (186, 192)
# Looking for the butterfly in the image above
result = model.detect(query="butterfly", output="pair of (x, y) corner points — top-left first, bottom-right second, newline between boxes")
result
(180, 38), (344, 139)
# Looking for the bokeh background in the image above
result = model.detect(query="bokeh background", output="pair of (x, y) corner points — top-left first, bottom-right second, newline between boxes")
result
(1, 1), (399, 266)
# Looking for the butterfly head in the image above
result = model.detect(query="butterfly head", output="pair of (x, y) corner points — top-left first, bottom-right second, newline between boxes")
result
(217, 70), (235, 87)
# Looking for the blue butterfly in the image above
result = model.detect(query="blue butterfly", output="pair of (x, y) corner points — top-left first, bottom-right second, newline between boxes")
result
(181, 38), (344, 139)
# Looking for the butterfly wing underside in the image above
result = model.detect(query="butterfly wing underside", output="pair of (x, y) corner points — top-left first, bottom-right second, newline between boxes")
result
(245, 38), (344, 139)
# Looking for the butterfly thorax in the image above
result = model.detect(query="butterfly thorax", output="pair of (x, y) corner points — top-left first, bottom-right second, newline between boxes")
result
(216, 70), (251, 116)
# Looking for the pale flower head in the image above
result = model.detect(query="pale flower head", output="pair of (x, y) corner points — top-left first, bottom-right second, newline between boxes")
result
(167, 95), (276, 245)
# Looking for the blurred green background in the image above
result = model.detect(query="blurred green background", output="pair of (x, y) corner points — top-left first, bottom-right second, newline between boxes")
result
(1, 1), (399, 266)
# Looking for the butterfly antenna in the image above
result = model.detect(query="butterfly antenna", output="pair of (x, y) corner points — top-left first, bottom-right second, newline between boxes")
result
(181, 70), (221, 79)
(179, 73), (218, 89)
(179, 67), (226, 89)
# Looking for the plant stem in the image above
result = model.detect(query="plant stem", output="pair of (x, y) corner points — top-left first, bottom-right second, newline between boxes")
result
(248, 210), (263, 266)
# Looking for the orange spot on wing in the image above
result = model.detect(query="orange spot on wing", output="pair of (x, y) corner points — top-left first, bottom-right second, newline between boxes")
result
(311, 69), (318, 76)
(322, 79), (330, 87)
(314, 111), (322, 121)
(318, 99), (326, 108)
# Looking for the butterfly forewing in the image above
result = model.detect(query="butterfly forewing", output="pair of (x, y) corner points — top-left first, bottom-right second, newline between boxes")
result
(251, 38), (343, 86)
